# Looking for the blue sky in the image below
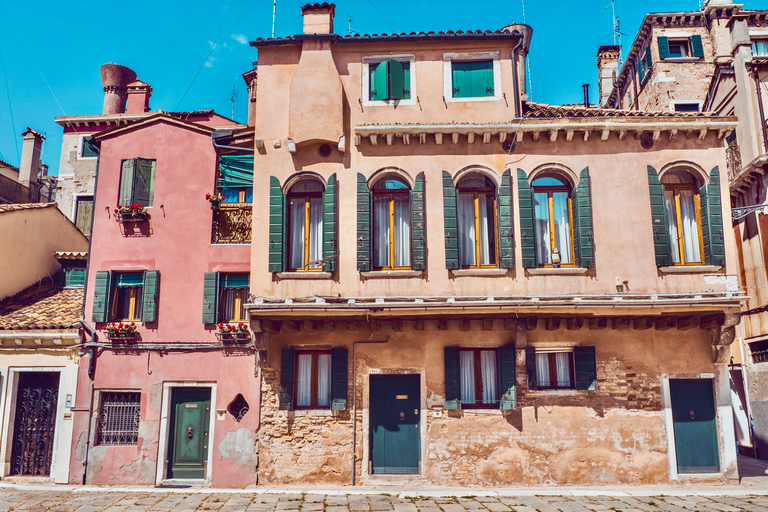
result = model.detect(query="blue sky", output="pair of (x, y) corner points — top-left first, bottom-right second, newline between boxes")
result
(0, 0), (743, 175)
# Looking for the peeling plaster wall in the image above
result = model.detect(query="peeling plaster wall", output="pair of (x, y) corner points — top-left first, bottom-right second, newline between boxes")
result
(258, 320), (719, 486)
(56, 132), (98, 223)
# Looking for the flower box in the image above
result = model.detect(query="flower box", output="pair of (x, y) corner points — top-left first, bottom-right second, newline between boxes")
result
(215, 332), (252, 344)
(116, 211), (147, 223)
(106, 330), (137, 342)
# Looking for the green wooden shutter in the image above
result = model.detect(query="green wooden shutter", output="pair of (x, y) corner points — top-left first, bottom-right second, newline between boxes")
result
(498, 169), (514, 269)
(389, 60), (410, 100)
(357, 173), (372, 271)
(331, 348), (348, 410)
(279, 348), (295, 411)
(517, 169), (536, 268)
(323, 173), (337, 272)
(471, 60), (494, 96)
(690, 35), (704, 58)
(645, 46), (652, 68)
(658, 36), (670, 59)
(497, 345), (517, 410)
(369, 61), (388, 101)
(637, 58), (646, 83)
(648, 166), (670, 266)
(135, 158), (155, 207)
(573, 168), (594, 268)
(119, 159), (135, 206)
(574, 346), (597, 391)
(442, 171), (459, 269)
(411, 172), (426, 271)
(444, 347), (461, 409)
(701, 167), (725, 267)
(141, 270), (159, 323)
(525, 346), (537, 390)
(451, 62), (471, 98)
(202, 272), (219, 324)
(92, 271), (112, 323)
(269, 176), (284, 273)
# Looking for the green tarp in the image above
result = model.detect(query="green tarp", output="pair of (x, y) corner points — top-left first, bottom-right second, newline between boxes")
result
(217, 155), (254, 188)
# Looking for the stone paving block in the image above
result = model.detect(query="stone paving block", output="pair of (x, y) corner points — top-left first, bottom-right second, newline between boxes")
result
(304, 495), (325, 503)
(456, 499), (485, 510)
(101, 507), (130, 512)
(393, 503), (418, 512)
(611, 497), (668, 512)
(508, 497), (559, 512)
(300, 503), (324, 511)
(326, 506), (351, 512)
(438, 503), (466, 512)
(481, 502), (510, 512)
(325, 498), (350, 506)
(348, 500), (371, 512)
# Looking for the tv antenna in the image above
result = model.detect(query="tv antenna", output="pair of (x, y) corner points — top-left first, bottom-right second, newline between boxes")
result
(606, 0), (628, 68)
(271, 0), (277, 38)
(231, 85), (237, 120)
(348, 16), (352, 35)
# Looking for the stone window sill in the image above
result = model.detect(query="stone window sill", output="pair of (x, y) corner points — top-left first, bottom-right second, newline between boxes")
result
(456, 408), (503, 415)
(526, 390), (590, 397)
(360, 270), (424, 279)
(276, 409), (337, 418)
(526, 267), (589, 276)
(450, 268), (508, 277)
(658, 265), (723, 274)
(275, 272), (332, 280)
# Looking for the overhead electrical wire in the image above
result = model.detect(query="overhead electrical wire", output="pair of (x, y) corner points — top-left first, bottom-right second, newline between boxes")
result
(0, 47), (19, 164)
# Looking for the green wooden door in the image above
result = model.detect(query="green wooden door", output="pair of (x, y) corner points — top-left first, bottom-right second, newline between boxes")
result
(669, 379), (720, 473)
(370, 374), (420, 474)
(167, 388), (211, 479)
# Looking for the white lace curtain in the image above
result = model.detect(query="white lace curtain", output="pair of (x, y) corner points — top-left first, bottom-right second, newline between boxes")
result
(459, 194), (492, 266)
(460, 350), (497, 404)
(289, 198), (323, 270)
(296, 353), (331, 407)
(373, 196), (410, 267)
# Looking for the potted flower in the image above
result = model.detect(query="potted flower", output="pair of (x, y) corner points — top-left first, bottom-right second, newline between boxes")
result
(216, 322), (251, 343)
(114, 204), (148, 222)
(206, 192), (225, 211)
(104, 322), (137, 341)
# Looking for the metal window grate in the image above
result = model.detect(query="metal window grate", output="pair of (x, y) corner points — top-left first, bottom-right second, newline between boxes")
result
(750, 340), (768, 364)
(97, 392), (141, 445)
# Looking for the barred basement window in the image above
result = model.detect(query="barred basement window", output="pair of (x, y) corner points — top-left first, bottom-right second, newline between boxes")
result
(97, 392), (141, 445)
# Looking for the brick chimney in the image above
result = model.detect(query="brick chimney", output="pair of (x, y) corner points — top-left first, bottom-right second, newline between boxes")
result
(597, 46), (621, 107)
(19, 127), (44, 189)
(301, 3), (335, 34)
(100, 63), (138, 115)
(126, 79), (152, 113)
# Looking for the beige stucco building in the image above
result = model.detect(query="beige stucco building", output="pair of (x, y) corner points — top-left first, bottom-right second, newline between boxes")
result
(242, 3), (745, 486)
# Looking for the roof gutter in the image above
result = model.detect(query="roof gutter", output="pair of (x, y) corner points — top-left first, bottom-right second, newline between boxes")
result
(211, 130), (255, 153)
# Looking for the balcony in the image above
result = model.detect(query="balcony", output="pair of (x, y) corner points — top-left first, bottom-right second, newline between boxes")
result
(212, 203), (252, 244)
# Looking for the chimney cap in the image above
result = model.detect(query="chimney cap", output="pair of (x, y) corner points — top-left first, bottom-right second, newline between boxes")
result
(301, 2), (335, 13)
(22, 127), (45, 139)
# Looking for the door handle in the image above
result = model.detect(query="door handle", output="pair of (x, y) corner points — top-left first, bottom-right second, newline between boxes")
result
(187, 426), (194, 439)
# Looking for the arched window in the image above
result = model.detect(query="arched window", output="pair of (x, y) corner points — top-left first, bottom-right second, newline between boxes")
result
(532, 174), (574, 267)
(457, 174), (497, 268)
(661, 170), (704, 265)
(372, 177), (411, 269)
(287, 179), (325, 271)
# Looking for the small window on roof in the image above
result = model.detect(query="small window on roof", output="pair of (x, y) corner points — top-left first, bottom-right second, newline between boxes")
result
(674, 102), (700, 113)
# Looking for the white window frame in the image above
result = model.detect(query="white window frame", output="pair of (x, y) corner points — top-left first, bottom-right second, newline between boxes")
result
(362, 54), (417, 107)
(77, 134), (98, 160)
(669, 100), (703, 113)
(443, 51), (502, 103)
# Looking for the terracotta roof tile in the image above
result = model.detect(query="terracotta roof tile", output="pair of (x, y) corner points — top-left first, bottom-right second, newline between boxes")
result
(252, 28), (523, 46)
(0, 202), (57, 213)
(0, 287), (83, 330)
(522, 101), (718, 119)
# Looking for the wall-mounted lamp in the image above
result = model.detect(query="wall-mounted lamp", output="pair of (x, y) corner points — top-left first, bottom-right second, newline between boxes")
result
(551, 248), (561, 268)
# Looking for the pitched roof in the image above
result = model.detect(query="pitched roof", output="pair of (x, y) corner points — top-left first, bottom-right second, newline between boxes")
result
(0, 287), (83, 331)
(0, 202), (57, 214)
(0, 158), (19, 171)
(251, 29), (524, 47)
(522, 102), (717, 119)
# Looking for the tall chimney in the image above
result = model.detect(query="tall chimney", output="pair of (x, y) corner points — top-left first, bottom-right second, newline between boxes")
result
(301, 3), (335, 34)
(597, 46), (621, 107)
(19, 127), (44, 189)
(125, 79), (152, 113)
(100, 63), (138, 115)
(243, 67), (258, 126)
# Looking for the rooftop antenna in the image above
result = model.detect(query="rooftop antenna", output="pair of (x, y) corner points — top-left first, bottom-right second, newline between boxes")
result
(348, 16), (352, 36)
(231, 85), (237, 120)
(606, 0), (627, 69)
(271, 0), (276, 38)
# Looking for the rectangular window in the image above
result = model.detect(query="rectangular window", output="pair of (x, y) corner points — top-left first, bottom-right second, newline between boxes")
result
(74, 196), (93, 236)
(535, 352), (574, 389)
(97, 391), (140, 445)
(459, 348), (499, 408)
(219, 273), (249, 322)
(221, 187), (253, 203)
(668, 39), (690, 58)
(64, 267), (86, 287)
(112, 273), (144, 321)
(369, 59), (411, 101)
(750, 340), (768, 364)
(79, 136), (98, 159)
(674, 102), (701, 112)
(119, 158), (156, 207)
(295, 350), (332, 409)
(752, 40), (768, 57)
(452, 60), (494, 98)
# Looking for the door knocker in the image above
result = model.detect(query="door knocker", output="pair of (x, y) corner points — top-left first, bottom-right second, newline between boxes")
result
(187, 426), (194, 439)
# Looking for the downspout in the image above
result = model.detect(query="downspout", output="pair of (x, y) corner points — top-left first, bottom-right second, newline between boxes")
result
(351, 334), (389, 486)
(79, 135), (100, 485)
(211, 130), (255, 153)
(632, 58), (640, 111)
(753, 69), (768, 156)
(510, 37), (523, 119)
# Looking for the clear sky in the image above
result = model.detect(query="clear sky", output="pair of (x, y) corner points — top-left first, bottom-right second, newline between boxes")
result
(0, 0), (751, 176)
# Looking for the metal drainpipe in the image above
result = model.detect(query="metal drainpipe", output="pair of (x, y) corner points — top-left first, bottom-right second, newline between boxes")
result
(351, 334), (389, 486)
(753, 69), (768, 157)
(510, 37), (523, 119)
(78, 135), (100, 485)
(632, 58), (640, 111)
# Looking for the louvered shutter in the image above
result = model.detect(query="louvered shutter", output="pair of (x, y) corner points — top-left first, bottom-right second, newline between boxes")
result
(701, 166), (726, 266)
(497, 345), (517, 410)
(323, 173), (337, 271)
(442, 171), (459, 269)
(269, 176), (284, 272)
(517, 169), (536, 268)
(411, 172), (426, 270)
(202, 272), (219, 324)
(658, 36), (670, 59)
(525, 346), (537, 390)
(451, 62), (471, 98)
(118, 159), (135, 206)
(573, 168), (594, 267)
(389, 60), (410, 100)
(369, 61), (388, 101)
(444, 347), (460, 409)
(141, 270), (159, 323)
(498, 169), (514, 269)
(637, 58), (646, 83)
(645, 46), (652, 68)
(574, 346), (597, 391)
(470, 60), (494, 96)
(331, 348), (348, 410)
(135, 158), (155, 207)
(279, 349), (295, 411)
(690, 35), (704, 58)
(357, 173), (372, 271)
(92, 271), (112, 323)
(647, 166), (670, 266)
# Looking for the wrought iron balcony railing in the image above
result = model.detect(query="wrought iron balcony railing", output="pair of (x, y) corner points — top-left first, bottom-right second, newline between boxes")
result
(212, 203), (252, 244)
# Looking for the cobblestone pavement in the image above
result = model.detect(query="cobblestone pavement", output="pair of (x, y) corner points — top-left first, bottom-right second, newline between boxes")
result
(2, 490), (768, 512)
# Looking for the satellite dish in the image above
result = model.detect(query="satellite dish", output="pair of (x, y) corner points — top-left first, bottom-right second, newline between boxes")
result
(502, 140), (515, 153)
